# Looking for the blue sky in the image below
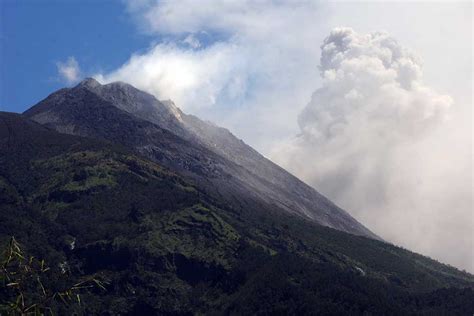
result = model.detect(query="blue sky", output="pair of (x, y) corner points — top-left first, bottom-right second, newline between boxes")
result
(0, 0), (150, 112)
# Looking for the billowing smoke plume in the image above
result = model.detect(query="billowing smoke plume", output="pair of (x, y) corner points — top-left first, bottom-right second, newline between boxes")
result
(272, 28), (472, 272)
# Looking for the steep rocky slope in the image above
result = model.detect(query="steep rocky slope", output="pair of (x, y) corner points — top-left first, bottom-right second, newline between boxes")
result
(24, 78), (376, 239)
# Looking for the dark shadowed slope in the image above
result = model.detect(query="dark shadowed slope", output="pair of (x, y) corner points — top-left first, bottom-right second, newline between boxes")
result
(24, 78), (377, 239)
(1, 112), (473, 315)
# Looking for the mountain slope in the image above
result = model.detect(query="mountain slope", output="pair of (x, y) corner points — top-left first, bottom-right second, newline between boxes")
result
(24, 78), (377, 239)
(1, 112), (473, 315)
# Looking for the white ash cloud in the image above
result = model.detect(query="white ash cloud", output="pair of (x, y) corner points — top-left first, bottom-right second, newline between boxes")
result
(271, 28), (472, 272)
(56, 56), (81, 84)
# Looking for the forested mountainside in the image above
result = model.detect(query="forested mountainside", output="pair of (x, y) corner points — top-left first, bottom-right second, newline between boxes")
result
(1, 112), (473, 315)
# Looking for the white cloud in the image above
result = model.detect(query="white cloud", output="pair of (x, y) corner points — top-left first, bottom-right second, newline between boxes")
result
(182, 34), (201, 49)
(97, 0), (325, 152)
(56, 56), (81, 84)
(124, 0), (320, 39)
(98, 1), (472, 272)
(97, 41), (246, 112)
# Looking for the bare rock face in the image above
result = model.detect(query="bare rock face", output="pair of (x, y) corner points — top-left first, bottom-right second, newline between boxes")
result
(24, 78), (378, 239)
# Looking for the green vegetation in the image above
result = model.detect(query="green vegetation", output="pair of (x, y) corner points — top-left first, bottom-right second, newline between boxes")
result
(1, 112), (473, 314)
(139, 204), (241, 269)
(0, 237), (106, 315)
